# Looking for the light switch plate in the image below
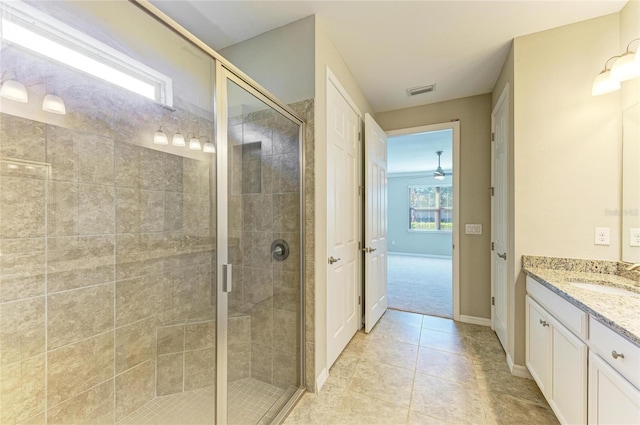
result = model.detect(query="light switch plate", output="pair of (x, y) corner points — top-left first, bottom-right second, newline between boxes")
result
(630, 228), (640, 247)
(465, 224), (482, 235)
(595, 227), (610, 246)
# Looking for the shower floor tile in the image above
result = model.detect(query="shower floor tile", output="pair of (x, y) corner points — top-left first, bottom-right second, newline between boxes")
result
(117, 378), (285, 425)
(229, 378), (286, 424)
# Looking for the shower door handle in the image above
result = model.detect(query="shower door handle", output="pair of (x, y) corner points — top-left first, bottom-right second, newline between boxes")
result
(222, 264), (233, 293)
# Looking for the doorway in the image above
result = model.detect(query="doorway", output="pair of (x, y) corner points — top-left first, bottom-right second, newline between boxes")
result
(386, 123), (460, 319)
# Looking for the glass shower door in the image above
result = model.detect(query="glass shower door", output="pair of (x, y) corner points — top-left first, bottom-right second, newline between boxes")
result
(216, 66), (304, 425)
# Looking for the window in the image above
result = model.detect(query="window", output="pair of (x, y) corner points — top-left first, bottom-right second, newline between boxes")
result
(409, 185), (452, 231)
(1, 1), (173, 106)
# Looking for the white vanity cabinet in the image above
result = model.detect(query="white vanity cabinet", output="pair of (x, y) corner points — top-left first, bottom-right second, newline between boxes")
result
(588, 318), (640, 425)
(526, 294), (588, 425)
(588, 351), (640, 425)
(526, 275), (640, 425)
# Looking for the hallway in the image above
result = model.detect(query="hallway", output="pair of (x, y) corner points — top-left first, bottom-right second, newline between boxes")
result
(388, 254), (453, 318)
(284, 310), (558, 425)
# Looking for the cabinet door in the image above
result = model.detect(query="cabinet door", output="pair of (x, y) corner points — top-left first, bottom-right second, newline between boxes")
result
(549, 315), (587, 425)
(526, 296), (550, 394)
(589, 352), (640, 425)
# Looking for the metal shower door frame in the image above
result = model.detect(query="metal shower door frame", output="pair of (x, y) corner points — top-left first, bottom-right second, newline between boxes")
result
(215, 64), (306, 425)
(129, 2), (306, 423)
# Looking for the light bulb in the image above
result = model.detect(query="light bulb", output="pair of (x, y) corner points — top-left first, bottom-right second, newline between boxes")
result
(172, 130), (185, 147)
(0, 79), (28, 103)
(203, 141), (216, 153)
(153, 127), (168, 145)
(611, 52), (640, 82)
(592, 70), (620, 96)
(42, 93), (66, 114)
(189, 136), (202, 150)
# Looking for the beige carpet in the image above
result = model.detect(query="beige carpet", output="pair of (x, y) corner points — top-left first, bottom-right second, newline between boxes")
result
(387, 254), (452, 318)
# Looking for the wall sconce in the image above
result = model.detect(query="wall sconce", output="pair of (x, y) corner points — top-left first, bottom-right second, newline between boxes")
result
(188, 134), (202, 151)
(42, 93), (66, 114)
(592, 56), (622, 96)
(0, 71), (28, 103)
(152, 126), (215, 154)
(0, 75), (67, 114)
(153, 126), (169, 145)
(593, 38), (640, 96)
(172, 129), (186, 147)
(611, 38), (640, 82)
(202, 140), (215, 154)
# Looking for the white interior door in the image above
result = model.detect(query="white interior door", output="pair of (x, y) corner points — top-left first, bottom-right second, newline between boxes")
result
(491, 85), (509, 351)
(364, 113), (387, 333)
(326, 78), (360, 367)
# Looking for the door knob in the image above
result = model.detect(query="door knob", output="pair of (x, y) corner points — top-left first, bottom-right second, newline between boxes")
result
(328, 256), (341, 265)
(362, 247), (377, 253)
(497, 252), (507, 260)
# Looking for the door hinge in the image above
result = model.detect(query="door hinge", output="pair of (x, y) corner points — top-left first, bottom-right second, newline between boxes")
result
(492, 296), (495, 306)
(358, 185), (364, 196)
(358, 132), (361, 141)
(489, 187), (494, 196)
(491, 132), (495, 142)
(358, 241), (361, 250)
(491, 242), (495, 251)
(358, 296), (361, 305)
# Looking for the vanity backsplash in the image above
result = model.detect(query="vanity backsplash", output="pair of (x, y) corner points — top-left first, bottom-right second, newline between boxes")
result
(522, 255), (640, 284)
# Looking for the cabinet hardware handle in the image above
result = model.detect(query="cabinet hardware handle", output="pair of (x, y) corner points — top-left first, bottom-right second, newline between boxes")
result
(362, 247), (377, 253)
(497, 252), (507, 260)
(328, 256), (341, 265)
(539, 319), (549, 327)
(611, 350), (625, 360)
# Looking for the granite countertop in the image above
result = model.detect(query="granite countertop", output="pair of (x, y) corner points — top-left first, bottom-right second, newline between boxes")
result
(523, 257), (640, 346)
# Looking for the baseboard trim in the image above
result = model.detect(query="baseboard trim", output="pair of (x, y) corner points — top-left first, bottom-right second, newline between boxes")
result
(458, 315), (491, 327)
(507, 353), (533, 379)
(315, 368), (328, 392)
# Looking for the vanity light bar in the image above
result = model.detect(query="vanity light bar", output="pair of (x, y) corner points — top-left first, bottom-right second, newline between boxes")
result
(0, 1), (173, 106)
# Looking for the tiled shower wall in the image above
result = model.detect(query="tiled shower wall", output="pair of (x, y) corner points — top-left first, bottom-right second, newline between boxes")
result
(0, 113), (215, 424)
(226, 101), (308, 390)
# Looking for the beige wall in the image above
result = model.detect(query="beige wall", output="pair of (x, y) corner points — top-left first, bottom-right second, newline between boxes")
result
(219, 16), (316, 105)
(376, 94), (493, 320)
(500, 13), (622, 367)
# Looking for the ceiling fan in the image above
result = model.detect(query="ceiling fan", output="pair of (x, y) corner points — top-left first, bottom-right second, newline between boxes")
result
(434, 150), (445, 180)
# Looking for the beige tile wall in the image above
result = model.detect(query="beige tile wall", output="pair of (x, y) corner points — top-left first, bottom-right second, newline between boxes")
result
(0, 35), (313, 425)
(225, 99), (313, 392)
(0, 44), (216, 422)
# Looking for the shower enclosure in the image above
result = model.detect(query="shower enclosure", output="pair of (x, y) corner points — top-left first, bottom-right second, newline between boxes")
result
(0, 1), (305, 424)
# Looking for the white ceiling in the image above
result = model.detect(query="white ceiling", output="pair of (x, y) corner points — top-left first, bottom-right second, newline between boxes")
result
(388, 129), (452, 174)
(151, 0), (626, 113)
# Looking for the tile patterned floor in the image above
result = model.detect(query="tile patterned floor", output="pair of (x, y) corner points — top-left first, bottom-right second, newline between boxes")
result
(283, 310), (560, 425)
(117, 386), (215, 425)
(228, 378), (286, 424)
(117, 378), (285, 425)
(388, 255), (453, 318)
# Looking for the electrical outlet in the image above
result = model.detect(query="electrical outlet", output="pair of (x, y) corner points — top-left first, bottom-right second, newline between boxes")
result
(595, 227), (611, 246)
(630, 228), (640, 247)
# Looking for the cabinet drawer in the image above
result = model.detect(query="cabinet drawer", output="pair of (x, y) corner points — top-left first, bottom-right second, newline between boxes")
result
(589, 317), (640, 389)
(526, 276), (588, 339)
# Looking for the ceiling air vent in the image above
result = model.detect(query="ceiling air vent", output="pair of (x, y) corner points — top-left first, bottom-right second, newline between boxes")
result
(406, 84), (436, 97)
